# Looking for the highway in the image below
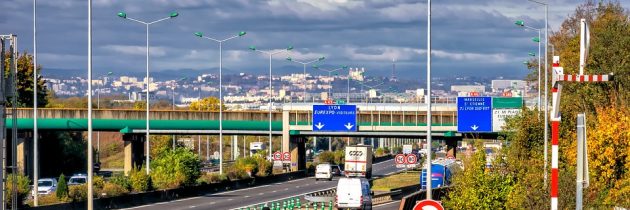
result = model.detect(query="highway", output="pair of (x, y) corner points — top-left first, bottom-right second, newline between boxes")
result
(374, 201), (401, 210)
(124, 160), (400, 210)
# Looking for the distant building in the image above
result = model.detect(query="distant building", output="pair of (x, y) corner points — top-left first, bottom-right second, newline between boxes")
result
(492, 80), (527, 92)
(450, 85), (486, 96)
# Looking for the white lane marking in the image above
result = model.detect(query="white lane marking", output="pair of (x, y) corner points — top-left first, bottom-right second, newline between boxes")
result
(231, 187), (336, 210)
(272, 190), (277, 193)
(284, 188), (288, 190)
(189, 206), (196, 208)
(124, 159), (395, 210)
(258, 193), (264, 195)
(244, 195), (250, 198)
(122, 197), (199, 210)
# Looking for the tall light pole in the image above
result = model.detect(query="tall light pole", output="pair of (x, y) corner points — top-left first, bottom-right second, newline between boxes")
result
(515, 20), (543, 113)
(249, 45), (293, 157)
(97, 72), (113, 158)
(426, 0), (433, 200)
(312, 65), (347, 99)
(286, 56), (325, 103)
(529, 0), (551, 208)
(194, 31), (246, 174)
(32, 0), (39, 206)
(87, 0), (94, 209)
(117, 11), (179, 174)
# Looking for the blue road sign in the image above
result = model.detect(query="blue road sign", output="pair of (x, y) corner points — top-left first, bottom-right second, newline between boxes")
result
(457, 97), (492, 132)
(312, 105), (357, 132)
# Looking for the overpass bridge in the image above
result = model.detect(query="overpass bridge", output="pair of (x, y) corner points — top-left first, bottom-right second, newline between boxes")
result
(7, 103), (467, 175)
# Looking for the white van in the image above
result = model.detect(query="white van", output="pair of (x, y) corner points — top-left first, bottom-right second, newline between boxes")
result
(335, 178), (372, 210)
(315, 164), (333, 181)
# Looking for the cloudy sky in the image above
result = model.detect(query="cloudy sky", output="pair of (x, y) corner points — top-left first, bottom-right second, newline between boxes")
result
(2, 0), (628, 80)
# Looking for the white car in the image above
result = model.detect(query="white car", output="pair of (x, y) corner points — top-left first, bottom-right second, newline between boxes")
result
(335, 177), (372, 210)
(315, 164), (333, 181)
(32, 178), (57, 196)
(68, 174), (87, 185)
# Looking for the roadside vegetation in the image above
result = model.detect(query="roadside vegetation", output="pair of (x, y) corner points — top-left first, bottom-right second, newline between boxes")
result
(444, 2), (630, 209)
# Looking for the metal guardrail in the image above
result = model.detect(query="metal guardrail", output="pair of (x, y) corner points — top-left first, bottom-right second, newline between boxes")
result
(372, 189), (401, 205)
(398, 187), (451, 210)
(304, 188), (336, 203)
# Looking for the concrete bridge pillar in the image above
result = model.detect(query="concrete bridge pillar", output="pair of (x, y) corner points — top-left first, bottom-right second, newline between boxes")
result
(123, 134), (144, 176)
(232, 135), (238, 160)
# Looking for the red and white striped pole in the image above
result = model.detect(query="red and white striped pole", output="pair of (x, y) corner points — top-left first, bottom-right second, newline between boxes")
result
(550, 56), (613, 209)
(550, 56), (562, 210)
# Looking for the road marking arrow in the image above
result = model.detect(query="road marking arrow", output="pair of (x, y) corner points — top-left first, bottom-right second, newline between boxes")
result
(315, 122), (325, 130)
(471, 124), (479, 131)
(344, 122), (354, 130)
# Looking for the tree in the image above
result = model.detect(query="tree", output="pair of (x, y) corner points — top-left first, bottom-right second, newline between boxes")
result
(56, 174), (68, 199)
(443, 143), (514, 209)
(189, 97), (223, 111)
(150, 147), (201, 189)
(2, 51), (49, 107)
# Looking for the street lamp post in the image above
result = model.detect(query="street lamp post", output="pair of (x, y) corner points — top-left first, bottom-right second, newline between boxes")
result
(117, 11), (179, 174)
(33, 0), (39, 206)
(312, 65), (347, 100)
(527, 0), (552, 208)
(87, 0), (94, 209)
(286, 56), (325, 103)
(515, 20), (543, 112)
(426, 0), (433, 199)
(249, 46), (293, 158)
(194, 31), (246, 174)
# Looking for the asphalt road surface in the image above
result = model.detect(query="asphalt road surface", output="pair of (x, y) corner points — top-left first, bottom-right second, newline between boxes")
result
(124, 160), (401, 210)
(374, 200), (401, 210)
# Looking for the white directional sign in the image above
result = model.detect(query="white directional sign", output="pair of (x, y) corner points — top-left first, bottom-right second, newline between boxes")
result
(492, 109), (521, 132)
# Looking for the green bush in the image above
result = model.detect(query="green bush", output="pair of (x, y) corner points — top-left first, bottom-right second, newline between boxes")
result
(150, 147), (201, 190)
(129, 166), (152, 192)
(109, 175), (131, 191)
(198, 173), (228, 184)
(99, 182), (129, 197)
(5, 174), (30, 208)
(318, 151), (335, 164)
(333, 150), (345, 165)
(226, 167), (250, 180)
(93, 176), (105, 191)
(35, 194), (63, 205)
(383, 147), (391, 154)
(255, 157), (272, 177)
(56, 174), (68, 199)
(68, 184), (87, 202)
(375, 148), (385, 157)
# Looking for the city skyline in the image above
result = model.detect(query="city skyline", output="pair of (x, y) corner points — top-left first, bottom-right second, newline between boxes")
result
(4, 0), (626, 79)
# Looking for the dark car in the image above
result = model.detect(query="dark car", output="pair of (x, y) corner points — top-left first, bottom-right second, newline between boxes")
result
(331, 165), (344, 176)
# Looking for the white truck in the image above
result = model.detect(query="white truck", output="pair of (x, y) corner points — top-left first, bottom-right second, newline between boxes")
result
(344, 145), (373, 179)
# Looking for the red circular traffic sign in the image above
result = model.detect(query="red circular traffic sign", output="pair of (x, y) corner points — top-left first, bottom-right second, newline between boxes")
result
(413, 199), (444, 210)
(283, 152), (291, 161)
(395, 154), (406, 164)
(273, 152), (282, 161)
(406, 154), (417, 164)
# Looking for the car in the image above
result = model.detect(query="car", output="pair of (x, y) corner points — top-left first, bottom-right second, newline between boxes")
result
(331, 165), (344, 176)
(68, 174), (87, 185)
(335, 177), (372, 210)
(32, 178), (57, 197)
(315, 164), (333, 181)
